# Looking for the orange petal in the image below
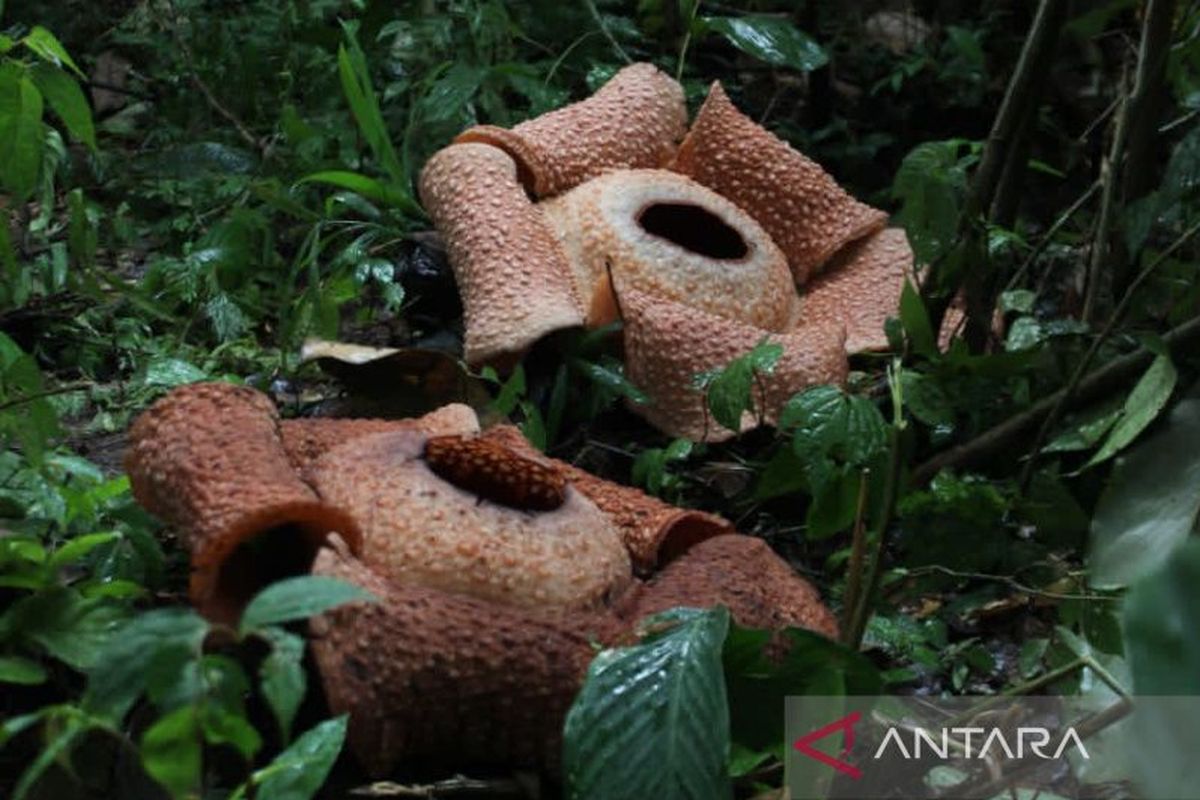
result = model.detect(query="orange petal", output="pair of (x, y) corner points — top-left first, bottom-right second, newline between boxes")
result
(671, 82), (886, 284)
(309, 539), (623, 775)
(455, 63), (686, 198)
(621, 289), (848, 442)
(800, 227), (914, 353)
(418, 143), (583, 366)
(480, 424), (735, 572)
(539, 168), (797, 332)
(628, 535), (839, 640)
(124, 383), (361, 622)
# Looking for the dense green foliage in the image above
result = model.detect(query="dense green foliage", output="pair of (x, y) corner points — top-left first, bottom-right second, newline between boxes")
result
(1, 0), (1199, 797)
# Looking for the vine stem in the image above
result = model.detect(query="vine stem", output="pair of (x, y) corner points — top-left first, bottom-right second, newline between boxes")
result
(584, 0), (633, 65)
(839, 469), (871, 641)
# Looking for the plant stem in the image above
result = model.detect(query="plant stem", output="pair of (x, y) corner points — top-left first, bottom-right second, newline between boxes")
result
(846, 427), (903, 650)
(584, 0), (633, 65)
(1018, 215), (1200, 490)
(1082, 66), (1132, 324)
(0, 383), (90, 413)
(839, 469), (871, 641)
(675, 0), (702, 81)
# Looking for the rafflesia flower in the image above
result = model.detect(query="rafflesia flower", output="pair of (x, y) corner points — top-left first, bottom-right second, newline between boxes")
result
(125, 383), (838, 774)
(421, 64), (919, 441)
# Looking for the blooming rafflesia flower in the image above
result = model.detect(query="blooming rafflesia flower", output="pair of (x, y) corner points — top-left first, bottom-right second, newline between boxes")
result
(421, 63), (921, 441)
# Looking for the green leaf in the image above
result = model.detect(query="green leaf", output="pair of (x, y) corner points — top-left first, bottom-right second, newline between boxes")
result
(1041, 396), (1123, 454)
(1089, 384), (1200, 588)
(1082, 355), (1177, 469)
(251, 715), (348, 800)
(21, 26), (84, 77)
(700, 16), (827, 72)
(48, 532), (121, 570)
(1121, 541), (1200, 799)
(239, 575), (375, 635)
(1124, 539), (1200, 693)
(899, 280), (936, 356)
(0, 655), (47, 685)
(12, 712), (86, 800)
(564, 607), (731, 800)
(337, 24), (405, 186)
(575, 358), (649, 405)
(86, 608), (209, 721)
(782, 386), (887, 469)
(893, 140), (970, 264)
(702, 340), (782, 432)
(29, 63), (95, 149)
(141, 706), (201, 799)
(260, 628), (307, 742)
(298, 170), (420, 215)
(141, 357), (208, 388)
(0, 66), (45, 201)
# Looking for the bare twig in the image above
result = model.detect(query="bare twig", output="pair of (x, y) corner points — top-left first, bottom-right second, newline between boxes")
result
(1007, 179), (1099, 294)
(0, 383), (90, 413)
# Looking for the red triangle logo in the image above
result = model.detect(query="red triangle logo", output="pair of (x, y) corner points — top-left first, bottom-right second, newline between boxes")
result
(792, 710), (863, 779)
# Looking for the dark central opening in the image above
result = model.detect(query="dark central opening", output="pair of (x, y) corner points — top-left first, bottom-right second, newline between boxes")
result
(637, 202), (749, 260)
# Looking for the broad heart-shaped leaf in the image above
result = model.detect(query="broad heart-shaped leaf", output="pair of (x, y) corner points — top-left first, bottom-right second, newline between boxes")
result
(0, 65), (45, 201)
(563, 607), (732, 800)
(781, 386), (888, 469)
(249, 715), (348, 800)
(1082, 354), (1177, 469)
(700, 16), (828, 72)
(1120, 541), (1200, 800)
(29, 63), (94, 149)
(1089, 383), (1200, 588)
(239, 575), (375, 635)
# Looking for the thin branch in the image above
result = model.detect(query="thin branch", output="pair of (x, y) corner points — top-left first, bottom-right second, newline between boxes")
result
(1006, 179), (1099, 294)
(163, 0), (265, 155)
(584, 0), (633, 65)
(845, 427), (903, 650)
(0, 383), (90, 413)
(1082, 65), (1132, 324)
(912, 310), (1200, 484)
(1018, 215), (1200, 489)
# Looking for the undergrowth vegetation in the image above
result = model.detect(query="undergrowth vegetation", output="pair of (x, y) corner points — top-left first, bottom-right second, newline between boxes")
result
(1, 0), (1199, 798)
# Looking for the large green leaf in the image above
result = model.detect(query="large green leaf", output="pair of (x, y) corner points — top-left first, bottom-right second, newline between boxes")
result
(700, 16), (827, 72)
(1082, 354), (1177, 469)
(1089, 383), (1200, 588)
(239, 575), (375, 634)
(564, 607), (732, 800)
(29, 62), (94, 149)
(1120, 541), (1200, 799)
(0, 66), (45, 201)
